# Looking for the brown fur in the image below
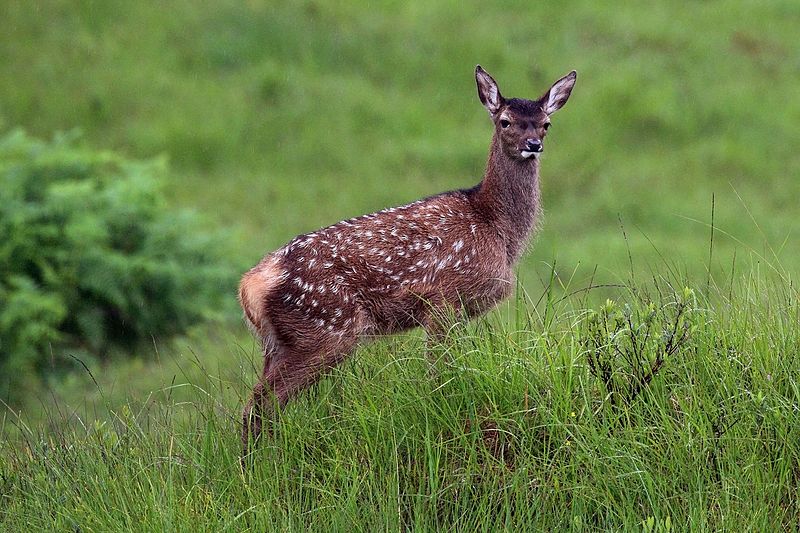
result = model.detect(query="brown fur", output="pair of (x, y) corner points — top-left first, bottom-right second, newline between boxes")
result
(240, 65), (577, 458)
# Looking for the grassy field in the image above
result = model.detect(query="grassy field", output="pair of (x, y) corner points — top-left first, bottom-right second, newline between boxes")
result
(3, 277), (799, 530)
(2, 0), (800, 529)
(3, 1), (800, 282)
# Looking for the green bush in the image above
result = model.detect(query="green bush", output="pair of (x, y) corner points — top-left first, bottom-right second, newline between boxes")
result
(0, 130), (237, 400)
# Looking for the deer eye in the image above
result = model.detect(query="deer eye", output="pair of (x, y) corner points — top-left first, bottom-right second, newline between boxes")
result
(499, 119), (511, 129)
(543, 122), (551, 130)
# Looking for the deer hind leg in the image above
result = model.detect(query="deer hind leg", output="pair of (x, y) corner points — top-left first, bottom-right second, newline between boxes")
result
(239, 256), (288, 459)
(241, 333), (359, 459)
(241, 342), (281, 458)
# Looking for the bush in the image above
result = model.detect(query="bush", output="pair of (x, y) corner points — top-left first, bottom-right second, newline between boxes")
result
(0, 130), (237, 400)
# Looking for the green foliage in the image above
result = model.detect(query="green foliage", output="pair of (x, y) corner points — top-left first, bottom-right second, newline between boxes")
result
(583, 289), (696, 410)
(0, 130), (237, 399)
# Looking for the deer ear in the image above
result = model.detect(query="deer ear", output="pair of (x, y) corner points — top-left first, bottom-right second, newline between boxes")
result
(542, 70), (577, 115)
(475, 65), (504, 116)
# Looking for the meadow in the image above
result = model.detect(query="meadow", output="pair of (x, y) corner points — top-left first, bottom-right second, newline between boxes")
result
(1, 0), (799, 529)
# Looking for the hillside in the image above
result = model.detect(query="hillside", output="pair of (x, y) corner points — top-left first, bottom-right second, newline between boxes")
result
(1, 1), (799, 529)
(2, 1), (799, 283)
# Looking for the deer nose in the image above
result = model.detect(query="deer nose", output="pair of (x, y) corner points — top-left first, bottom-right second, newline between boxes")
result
(525, 139), (543, 153)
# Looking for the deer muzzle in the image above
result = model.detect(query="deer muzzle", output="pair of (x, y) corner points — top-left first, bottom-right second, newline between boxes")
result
(521, 138), (543, 158)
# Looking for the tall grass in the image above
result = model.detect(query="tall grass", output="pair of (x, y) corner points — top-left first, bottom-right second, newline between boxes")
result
(3, 272), (797, 530)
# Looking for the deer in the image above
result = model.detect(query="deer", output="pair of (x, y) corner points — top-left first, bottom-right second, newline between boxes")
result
(239, 65), (576, 457)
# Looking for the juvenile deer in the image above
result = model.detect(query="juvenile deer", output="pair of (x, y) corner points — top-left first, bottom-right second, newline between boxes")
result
(239, 65), (576, 455)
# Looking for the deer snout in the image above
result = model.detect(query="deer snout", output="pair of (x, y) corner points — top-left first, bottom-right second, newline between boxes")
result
(524, 139), (543, 153)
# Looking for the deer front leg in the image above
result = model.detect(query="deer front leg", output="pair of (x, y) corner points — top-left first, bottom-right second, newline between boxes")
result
(423, 300), (466, 368)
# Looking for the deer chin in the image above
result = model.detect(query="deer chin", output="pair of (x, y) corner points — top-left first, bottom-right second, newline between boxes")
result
(520, 150), (540, 159)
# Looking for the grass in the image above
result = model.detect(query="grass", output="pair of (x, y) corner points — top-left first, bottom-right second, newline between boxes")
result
(2, 273), (799, 530)
(2, 0), (800, 529)
(2, 0), (800, 284)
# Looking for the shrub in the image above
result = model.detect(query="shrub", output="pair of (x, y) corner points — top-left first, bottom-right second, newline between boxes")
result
(0, 129), (237, 400)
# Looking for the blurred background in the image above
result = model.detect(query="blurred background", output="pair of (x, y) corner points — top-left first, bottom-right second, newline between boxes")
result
(1, 0), (798, 420)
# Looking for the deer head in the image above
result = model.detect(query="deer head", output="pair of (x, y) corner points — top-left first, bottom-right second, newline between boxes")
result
(476, 66), (576, 161)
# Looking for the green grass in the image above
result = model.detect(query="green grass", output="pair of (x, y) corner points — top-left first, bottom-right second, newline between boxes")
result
(2, 276), (798, 530)
(2, 1), (800, 529)
(2, 0), (799, 284)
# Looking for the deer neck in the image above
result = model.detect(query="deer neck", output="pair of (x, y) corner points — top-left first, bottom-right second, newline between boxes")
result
(473, 135), (542, 263)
